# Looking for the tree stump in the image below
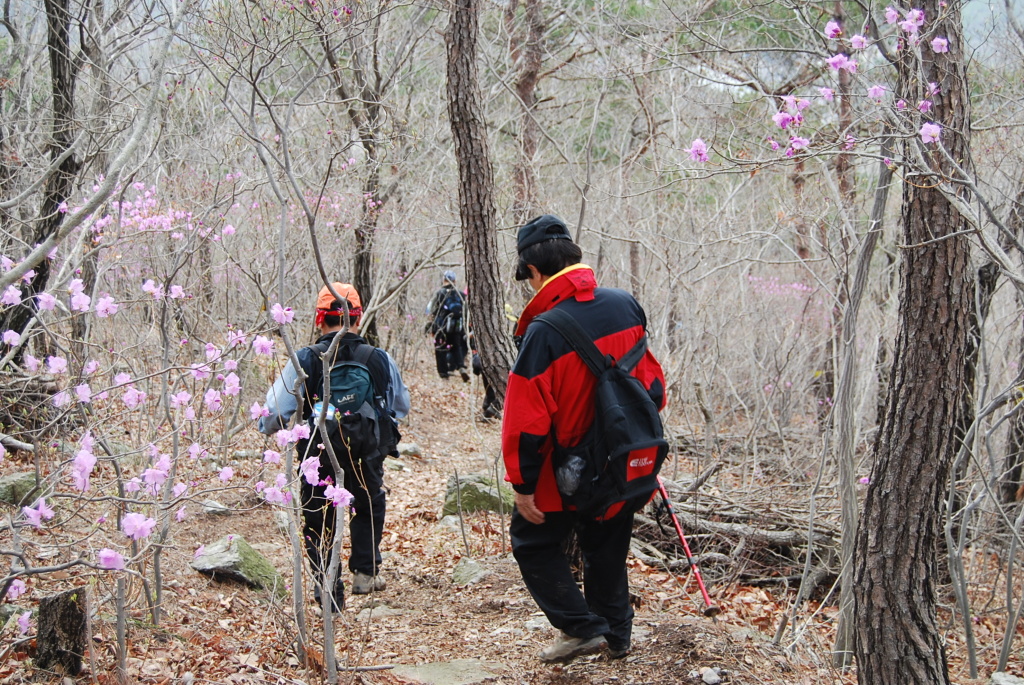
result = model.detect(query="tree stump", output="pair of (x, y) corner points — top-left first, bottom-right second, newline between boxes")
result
(35, 587), (87, 675)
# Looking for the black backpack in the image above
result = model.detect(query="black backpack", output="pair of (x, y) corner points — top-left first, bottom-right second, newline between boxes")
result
(309, 342), (383, 460)
(434, 288), (464, 335)
(534, 308), (669, 521)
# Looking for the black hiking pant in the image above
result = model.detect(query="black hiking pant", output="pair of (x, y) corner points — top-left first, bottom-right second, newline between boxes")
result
(433, 329), (468, 378)
(297, 439), (386, 600)
(510, 508), (634, 651)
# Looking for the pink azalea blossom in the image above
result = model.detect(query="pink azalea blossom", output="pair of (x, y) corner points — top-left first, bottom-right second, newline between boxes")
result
(17, 611), (31, 635)
(205, 342), (219, 361)
(125, 477), (142, 493)
(7, 578), (26, 599)
(222, 224), (236, 236)
(52, 390), (71, 407)
(122, 512), (157, 540)
(826, 54), (856, 72)
(141, 279), (164, 300)
(46, 355), (68, 374)
(70, 293), (91, 312)
(918, 99), (933, 112)
(191, 363), (212, 380)
(867, 84), (886, 100)
(263, 449), (281, 464)
(251, 402), (270, 420)
(175, 506), (188, 522)
(292, 424), (310, 441)
(219, 466), (234, 482)
(790, 136), (810, 150)
(224, 359), (238, 371)
(3, 330), (21, 346)
(252, 335), (274, 355)
(168, 284), (186, 299)
(204, 388), (223, 412)
(170, 390), (191, 409)
(142, 467), (168, 491)
(824, 20), (841, 38)
(74, 384), (92, 403)
(23, 354), (39, 372)
(843, 135), (857, 151)
(188, 443), (207, 459)
(687, 138), (709, 162)
(227, 330), (247, 348)
(72, 450), (97, 491)
(83, 360), (99, 375)
(906, 8), (925, 26)
(851, 35), (867, 49)
(222, 372), (241, 396)
(113, 372), (131, 386)
(36, 292), (56, 310)
(1, 285), (21, 305)
(896, 99), (907, 110)
(301, 456), (321, 485)
(98, 548), (125, 570)
(94, 295), (118, 317)
(0, 256), (11, 271)
(819, 87), (834, 102)
(885, 6), (899, 24)
(276, 429), (296, 447)
(927, 81), (940, 96)
(324, 484), (354, 508)
(123, 386), (147, 409)
(263, 487), (286, 504)
(919, 122), (941, 144)
(271, 303), (295, 324)
(255, 481), (266, 493)
(172, 482), (188, 498)
(0, 443), (5, 463)
(859, 476), (871, 484)
(772, 112), (794, 129)
(275, 473), (289, 488)
(931, 37), (948, 53)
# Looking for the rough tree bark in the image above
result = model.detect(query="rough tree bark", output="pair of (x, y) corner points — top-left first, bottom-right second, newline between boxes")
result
(853, 2), (971, 682)
(504, 0), (544, 225)
(0, 0), (80, 340)
(446, 0), (515, 403)
(36, 587), (88, 675)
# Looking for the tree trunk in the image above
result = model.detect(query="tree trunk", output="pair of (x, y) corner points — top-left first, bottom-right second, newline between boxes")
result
(446, 0), (515, 403)
(36, 587), (88, 675)
(505, 0), (544, 225)
(1003, 184), (1024, 503)
(1, 0), (80, 339)
(853, 3), (971, 682)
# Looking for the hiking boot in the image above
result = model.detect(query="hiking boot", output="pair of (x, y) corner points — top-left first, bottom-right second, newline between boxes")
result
(607, 641), (631, 659)
(459, 369), (471, 383)
(313, 585), (345, 613)
(538, 631), (607, 663)
(352, 572), (386, 595)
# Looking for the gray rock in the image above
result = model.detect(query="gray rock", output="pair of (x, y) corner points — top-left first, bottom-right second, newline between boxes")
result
(452, 557), (492, 586)
(397, 442), (422, 457)
(355, 604), (418, 621)
(701, 667), (722, 685)
(992, 674), (1024, 685)
(442, 473), (514, 517)
(391, 659), (503, 685)
(525, 615), (552, 631)
(384, 457), (407, 471)
(202, 500), (231, 516)
(0, 472), (39, 507)
(190, 535), (285, 597)
(273, 511), (291, 533)
(437, 515), (463, 534)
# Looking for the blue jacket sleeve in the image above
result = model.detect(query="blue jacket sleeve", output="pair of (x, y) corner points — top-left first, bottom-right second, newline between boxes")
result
(258, 359), (302, 434)
(383, 350), (410, 419)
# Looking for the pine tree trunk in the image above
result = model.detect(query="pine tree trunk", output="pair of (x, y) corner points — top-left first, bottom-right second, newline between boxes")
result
(446, 0), (515, 404)
(853, 3), (971, 682)
(36, 587), (88, 675)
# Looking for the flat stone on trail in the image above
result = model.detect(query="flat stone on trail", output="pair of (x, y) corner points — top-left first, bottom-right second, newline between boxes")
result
(442, 473), (514, 516)
(355, 604), (419, 621)
(391, 658), (503, 685)
(397, 442), (422, 457)
(202, 499), (231, 515)
(190, 535), (285, 597)
(0, 472), (39, 506)
(991, 674), (1024, 685)
(452, 557), (491, 586)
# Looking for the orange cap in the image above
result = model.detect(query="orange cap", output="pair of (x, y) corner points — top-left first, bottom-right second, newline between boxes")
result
(316, 282), (361, 311)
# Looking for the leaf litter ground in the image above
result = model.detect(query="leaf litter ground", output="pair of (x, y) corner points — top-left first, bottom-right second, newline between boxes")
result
(2, 365), (867, 684)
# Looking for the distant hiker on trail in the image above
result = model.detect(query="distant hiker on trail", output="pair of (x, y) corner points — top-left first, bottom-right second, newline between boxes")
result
(502, 215), (668, 664)
(425, 269), (469, 381)
(258, 282), (409, 612)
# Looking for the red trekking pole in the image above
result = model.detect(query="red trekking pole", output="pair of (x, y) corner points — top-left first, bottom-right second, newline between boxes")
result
(656, 476), (720, 617)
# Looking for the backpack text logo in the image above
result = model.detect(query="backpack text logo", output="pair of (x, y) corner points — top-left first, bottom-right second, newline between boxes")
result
(629, 455), (654, 469)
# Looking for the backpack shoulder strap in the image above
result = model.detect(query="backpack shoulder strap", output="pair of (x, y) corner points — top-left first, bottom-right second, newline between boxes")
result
(534, 308), (606, 378)
(616, 335), (648, 374)
(351, 343), (375, 367)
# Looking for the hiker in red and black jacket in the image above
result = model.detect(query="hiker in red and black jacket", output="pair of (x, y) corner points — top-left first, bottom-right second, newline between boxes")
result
(501, 215), (667, 664)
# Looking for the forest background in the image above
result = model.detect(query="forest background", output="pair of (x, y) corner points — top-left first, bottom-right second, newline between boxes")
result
(2, 0), (1024, 683)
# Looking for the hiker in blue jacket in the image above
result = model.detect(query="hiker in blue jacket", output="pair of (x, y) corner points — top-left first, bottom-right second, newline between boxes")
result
(259, 282), (409, 611)
(425, 270), (469, 381)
